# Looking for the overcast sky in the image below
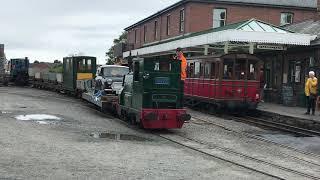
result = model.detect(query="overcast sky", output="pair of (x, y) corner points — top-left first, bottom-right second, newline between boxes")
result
(0, 0), (178, 64)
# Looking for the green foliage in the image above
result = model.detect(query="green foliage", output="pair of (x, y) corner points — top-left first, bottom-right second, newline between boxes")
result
(49, 64), (63, 73)
(106, 31), (127, 64)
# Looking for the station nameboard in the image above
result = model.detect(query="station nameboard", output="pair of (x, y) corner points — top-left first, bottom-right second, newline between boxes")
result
(257, 45), (286, 51)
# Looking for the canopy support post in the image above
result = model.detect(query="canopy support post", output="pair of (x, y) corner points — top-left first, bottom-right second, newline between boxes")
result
(224, 42), (229, 54)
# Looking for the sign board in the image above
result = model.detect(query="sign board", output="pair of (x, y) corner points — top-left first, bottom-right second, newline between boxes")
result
(257, 45), (286, 51)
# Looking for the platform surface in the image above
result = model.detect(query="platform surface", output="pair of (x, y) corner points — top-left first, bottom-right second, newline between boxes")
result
(258, 102), (320, 122)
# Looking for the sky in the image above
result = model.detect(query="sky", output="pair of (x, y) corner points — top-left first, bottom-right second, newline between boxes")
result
(0, 0), (178, 64)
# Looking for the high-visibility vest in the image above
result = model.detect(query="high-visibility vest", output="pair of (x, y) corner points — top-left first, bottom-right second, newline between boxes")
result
(180, 54), (187, 81)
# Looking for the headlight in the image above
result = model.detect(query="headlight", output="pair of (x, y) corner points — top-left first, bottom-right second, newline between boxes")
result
(107, 79), (113, 85)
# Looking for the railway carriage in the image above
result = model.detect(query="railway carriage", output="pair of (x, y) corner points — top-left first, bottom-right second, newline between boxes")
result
(185, 53), (262, 111)
(63, 56), (97, 95)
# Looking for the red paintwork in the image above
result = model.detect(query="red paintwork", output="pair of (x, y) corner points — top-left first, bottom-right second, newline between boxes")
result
(185, 78), (260, 104)
(140, 109), (187, 129)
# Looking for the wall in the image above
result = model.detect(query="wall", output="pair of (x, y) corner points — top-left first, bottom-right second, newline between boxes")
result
(126, 2), (317, 50)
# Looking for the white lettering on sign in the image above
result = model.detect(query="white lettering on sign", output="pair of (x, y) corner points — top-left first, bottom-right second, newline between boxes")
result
(257, 45), (286, 51)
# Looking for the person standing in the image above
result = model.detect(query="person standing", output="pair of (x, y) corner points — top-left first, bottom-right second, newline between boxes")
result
(305, 71), (318, 115)
(174, 48), (187, 106)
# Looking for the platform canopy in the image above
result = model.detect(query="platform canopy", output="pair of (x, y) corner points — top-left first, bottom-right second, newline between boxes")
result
(123, 19), (317, 58)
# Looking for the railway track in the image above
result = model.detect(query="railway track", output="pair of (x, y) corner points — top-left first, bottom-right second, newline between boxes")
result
(7, 88), (320, 179)
(231, 115), (320, 137)
(157, 132), (320, 180)
(191, 114), (320, 167)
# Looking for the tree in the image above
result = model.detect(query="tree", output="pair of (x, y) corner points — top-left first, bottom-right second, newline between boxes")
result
(34, 60), (40, 64)
(106, 31), (127, 64)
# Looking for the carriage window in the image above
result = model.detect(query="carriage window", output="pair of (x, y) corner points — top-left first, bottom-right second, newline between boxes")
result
(87, 59), (92, 71)
(194, 62), (200, 78)
(204, 63), (211, 78)
(188, 63), (195, 78)
(211, 63), (216, 79)
(235, 59), (246, 80)
(223, 59), (234, 80)
(248, 60), (258, 80)
(134, 62), (140, 81)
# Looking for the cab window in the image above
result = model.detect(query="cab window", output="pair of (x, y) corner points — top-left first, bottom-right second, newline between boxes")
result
(154, 61), (171, 72)
(223, 59), (234, 80)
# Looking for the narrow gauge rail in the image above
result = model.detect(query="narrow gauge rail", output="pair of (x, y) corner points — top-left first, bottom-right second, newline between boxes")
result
(156, 132), (320, 180)
(231, 115), (320, 137)
(191, 115), (320, 168)
(17, 87), (320, 179)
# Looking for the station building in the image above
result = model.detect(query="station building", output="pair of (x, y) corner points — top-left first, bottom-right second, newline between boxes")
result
(122, 0), (320, 107)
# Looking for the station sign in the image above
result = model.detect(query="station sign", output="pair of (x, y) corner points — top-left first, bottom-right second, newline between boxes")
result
(257, 45), (286, 51)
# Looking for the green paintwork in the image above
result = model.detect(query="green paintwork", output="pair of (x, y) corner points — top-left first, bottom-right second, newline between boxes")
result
(120, 56), (183, 112)
(62, 56), (97, 92)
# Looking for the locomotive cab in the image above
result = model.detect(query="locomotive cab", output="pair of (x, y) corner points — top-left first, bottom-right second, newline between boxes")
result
(119, 57), (190, 129)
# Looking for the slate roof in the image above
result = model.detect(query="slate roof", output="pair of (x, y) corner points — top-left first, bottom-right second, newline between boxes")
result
(125, 0), (317, 30)
(284, 19), (320, 45)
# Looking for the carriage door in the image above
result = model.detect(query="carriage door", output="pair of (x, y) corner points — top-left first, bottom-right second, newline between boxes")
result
(234, 58), (247, 99)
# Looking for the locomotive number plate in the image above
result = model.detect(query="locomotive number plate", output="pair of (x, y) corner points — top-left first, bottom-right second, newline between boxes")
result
(154, 77), (170, 85)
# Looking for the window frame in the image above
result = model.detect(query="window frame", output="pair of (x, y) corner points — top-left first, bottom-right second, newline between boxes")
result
(134, 29), (138, 44)
(154, 20), (158, 40)
(143, 25), (147, 43)
(166, 15), (171, 36)
(213, 8), (227, 28)
(179, 9), (185, 33)
(280, 12), (294, 26)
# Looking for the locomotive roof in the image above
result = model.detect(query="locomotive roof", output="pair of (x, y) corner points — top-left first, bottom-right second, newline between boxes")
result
(63, 56), (96, 59)
(99, 65), (129, 68)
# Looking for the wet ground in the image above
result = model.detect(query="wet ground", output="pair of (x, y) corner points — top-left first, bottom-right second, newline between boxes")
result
(0, 87), (281, 180)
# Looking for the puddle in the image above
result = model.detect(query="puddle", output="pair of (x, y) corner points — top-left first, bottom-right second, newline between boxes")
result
(90, 132), (149, 142)
(1, 111), (12, 114)
(15, 114), (61, 121)
(15, 114), (61, 125)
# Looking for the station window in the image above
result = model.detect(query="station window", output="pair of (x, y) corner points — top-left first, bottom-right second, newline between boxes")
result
(223, 59), (234, 80)
(166, 15), (171, 36)
(154, 21), (158, 40)
(179, 9), (185, 32)
(204, 63), (211, 79)
(213, 8), (227, 28)
(134, 29), (138, 44)
(144, 25), (147, 43)
(194, 62), (201, 78)
(280, 13), (293, 26)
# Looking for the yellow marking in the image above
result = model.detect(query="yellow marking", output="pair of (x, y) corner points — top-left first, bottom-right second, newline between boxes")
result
(77, 73), (93, 80)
